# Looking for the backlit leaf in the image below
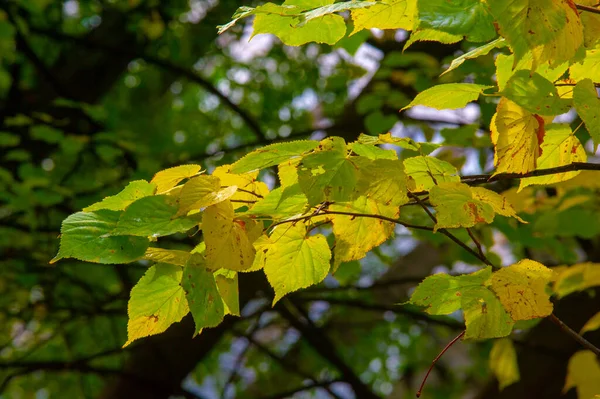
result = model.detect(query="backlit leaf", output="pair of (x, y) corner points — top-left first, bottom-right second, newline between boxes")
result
(51, 210), (148, 264)
(214, 269), (240, 316)
(462, 287), (514, 340)
(350, 0), (416, 35)
(573, 79), (600, 151)
(404, 29), (462, 50)
(494, 53), (568, 91)
(253, 13), (346, 46)
(564, 351), (600, 399)
(83, 180), (156, 211)
(503, 71), (571, 116)
(264, 223), (331, 304)
(490, 259), (554, 320)
(230, 140), (318, 173)
(581, 312), (600, 335)
(151, 164), (202, 194)
(429, 182), (496, 231)
(142, 247), (191, 266)
(213, 165), (269, 204)
(570, 49), (600, 83)
(357, 159), (409, 206)
(404, 156), (460, 192)
(578, 0), (600, 47)
(401, 83), (492, 111)
(490, 338), (520, 390)
(247, 184), (308, 218)
(442, 38), (505, 76)
(124, 264), (189, 346)
(177, 175), (237, 216)
(553, 262), (600, 298)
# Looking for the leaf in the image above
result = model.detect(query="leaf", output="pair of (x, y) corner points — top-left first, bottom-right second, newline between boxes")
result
(350, 0), (416, 35)
(471, 187), (526, 223)
(177, 175), (237, 216)
(348, 143), (397, 160)
(442, 38), (506, 76)
(356, 132), (436, 152)
(488, 0), (583, 68)
(502, 71), (572, 116)
(401, 83), (492, 111)
(495, 53), (568, 92)
(83, 180), (156, 212)
(51, 210), (148, 264)
(490, 259), (554, 320)
(409, 267), (492, 315)
(246, 184), (308, 218)
(214, 269), (240, 316)
(519, 124), (586, 190)
(417, 0), (496, 42)
(203, 200), (257, 271)
(553, 262), (600, 298)
(570, 49), (600, 83)
(253, 12), (346, 46)
(404, 29), (462, 50)
(124, 264), (189, 346)
(230, 140), (319, 173)
(278, 158), (301, 187)
(113, 195), (202, 237)
(489, 339), (520, 390)
(150, 164), (202, 194)
(357, 159), (409, 206)
(429, 183), (490, 230)
(212, 165), (270, 204)
(564, 351), (600, 399)
(403, 156), (460, 192)
(581, 312), (600, 335)
(142, 247), (191, 266)
(578, 1), (600, 47)
(297, 137), (362, 205)
(330, 196), (398, 270)
(491, 98), (546, 175)
(181, 256), (225, 336)
(574, 79), (600, 151)
(263, 223), (331, 304)
(301, 1), (377, 25)
(462, 287), (514, 340)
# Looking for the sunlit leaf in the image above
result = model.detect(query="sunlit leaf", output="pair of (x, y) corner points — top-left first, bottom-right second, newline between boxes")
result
(404, 156), (460, 192)
(230, 140), (318, 173)
(246, 184), (308, 218)
(564, 351), (600, 399)
(357, 159), (409, 206)
(570, 49), (600, 83)
(404, 28), (462, 50)
(350, 0), (416, 35)
(442, 38), (505, 76)
(553, 262), (600, 298)
(401, 83), (492, 111)
(462, 287), (514, 340)
(214, 269), (240, 316)
(83, 180), (156, 211)
(151, 164), (202, 194)
(142, 247), (191, 266)
(177, 175), (237, 216)
(573, 79), (600, 151)
(503, 71), (571, 116)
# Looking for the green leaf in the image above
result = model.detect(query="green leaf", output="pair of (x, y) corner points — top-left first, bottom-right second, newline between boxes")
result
(442, 38), (506, 76)
(490, 259), (554, 320)
(297, 137), (362, 205)
(462, 287), (514, 340)
(495, 52), (568, 92)
(349, 142), (397, 160)
(409, 267), (492, 315)
(403, 155), (460, 192)
(553, 262), (600, 298)
(330, 196), (398, 270)
(124, 264), (189, 346)
(489, 339), (520, 390)
(350, 0), (416, 35)
(301, 1), (377, 25)
(519, 124), (586, 190)
(150, 164), (202, 194)
(401, 83), (492, 111)
(573, 79), (600, 151)
(214, 269), (240, 316)
(177, 175), (237, 216)
(404, 29), (462, 50)
(83, 180), (156, 212)
(142, 247), (191, 266)
(502, 71), (571, 116)
(246, 184), (308, 218)
(230, 140), (319, 173)
(253, 12), (346, 46)
(357, 159), (409, 206)
(264, 223), (331, 304)
(417, 0), (496, 42)
(113, 195), (202, 237)
(51, 210), (148, 264)
(181, 256), (225, 336)
(564, 351), (600, 399)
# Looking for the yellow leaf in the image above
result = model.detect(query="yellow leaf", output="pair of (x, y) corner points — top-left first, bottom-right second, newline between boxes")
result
(142, 247), (191, 266)
(519, 124), (587, 190)
(203, 200), (257, 271)
(578, 1), (600, 48)
(489, 338), (520, 390)
(570, 49), (600, 83)
(330, 196), (397, 271)
(177, 175), (237, 216)
(554, 262), (600, 298)
(357, 159), (409, 207)
(278, 158), (301, 187)
(151, 164), (202, 194)
(213, 165), (269, 204)
(471, 187), (526, 223)
(351, 0), (416, 35)
(581, 312), (600, 335)
(491, 98), (546, 176)
(564, 351), (600, 399)
(490, 259), (554, 321)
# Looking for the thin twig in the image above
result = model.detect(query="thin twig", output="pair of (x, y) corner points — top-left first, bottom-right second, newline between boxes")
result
(576, 3), (600, 15)
(460, 162), (600, 185)
(548, 313), (600, 357)
(466, 228), (485, 260)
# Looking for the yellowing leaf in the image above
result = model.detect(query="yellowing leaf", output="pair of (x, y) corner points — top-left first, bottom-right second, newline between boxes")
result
(574, 79), (600, 151)
(177, 175), (237, 216)
(404, 29), (462, 50)
(564, 351), (600, 399)
(581, 312), (600, 335)
(330, 196), (398, 271)
(247, 184), (308, 218)
(490, 338), (520, 390)
(409, 267), (492, 315)
(214, 269), (240, 316)
(502, 71), (571, 116)
(488, 0), (583, 68)
(495, 53), (568, 92)
(253, 13), (346, 46)
(471, 187), (526, 223)
(351, 0), (416, 35)
(142, 247), (191, 266)
(203, 201), (257, 271)
(83, 180), (156, 211)
(403, 155), (460, 192)
(125, 264), (189, 347)
(181, 256), (224, 336)
(264, 223), (331, 304)
(490, 259), (554, 320)
(401, 83), (492, 111)
(570, 49), (600, 83)
(357, 159), (409, 206)
(519, 124), (586, 190)
(491, 98), (546, 175)
(554, 262), (600, 298)
(213, 165), (269, 204)
(462, 287), (514, 340)
(231, 140), (318, 173)
(578, 1), (600, 47)
(443, 38), (506, 76)
(150, 164), (202, 194)
(278, 158), (301, 187)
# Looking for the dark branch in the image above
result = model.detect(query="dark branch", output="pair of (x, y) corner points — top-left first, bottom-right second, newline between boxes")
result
(461, 162), (600, 185)
(576, 3), (600, 15)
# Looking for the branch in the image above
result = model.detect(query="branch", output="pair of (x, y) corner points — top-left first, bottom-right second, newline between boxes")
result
(28, 26), (267, 141)
(259, 380), (343, 399)
(548, 313), (600, 357)
(461, 162), (600, 185)
(576, 3), (600, 15)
